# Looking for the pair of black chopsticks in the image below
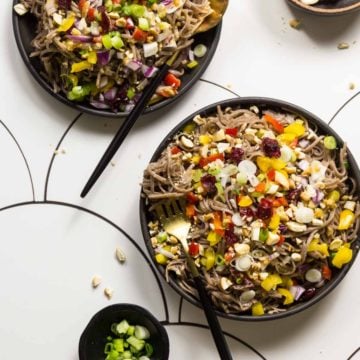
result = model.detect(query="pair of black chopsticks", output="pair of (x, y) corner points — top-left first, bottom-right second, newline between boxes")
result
(80, 51), (178, 198)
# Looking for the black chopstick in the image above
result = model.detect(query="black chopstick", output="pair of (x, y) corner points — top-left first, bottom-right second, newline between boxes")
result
(187, 256), (233, 359)
(80, 52), (178, 198)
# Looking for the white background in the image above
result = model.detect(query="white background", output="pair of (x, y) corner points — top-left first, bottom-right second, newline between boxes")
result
(1, 0), (360, 359)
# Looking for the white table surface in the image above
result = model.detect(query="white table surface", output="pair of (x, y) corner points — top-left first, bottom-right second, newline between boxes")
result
(1, 0), (360, 359)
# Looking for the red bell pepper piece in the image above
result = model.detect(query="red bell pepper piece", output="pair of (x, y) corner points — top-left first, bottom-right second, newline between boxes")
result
(199, 153), (224, 168)
(322, 265), (332, 280)
(267, 168), (276, 181)
(264, 114), (284, 133)
(87, 7), (96, 21)
(133, 27), (147, 42)
(185, 204), (196, 218)
(170, 146), (181, 155)
(164, 73), (181, 89)
(188, 242), (199, 256)
(186, 192), (199, 204)
(225, 128), (238, 137)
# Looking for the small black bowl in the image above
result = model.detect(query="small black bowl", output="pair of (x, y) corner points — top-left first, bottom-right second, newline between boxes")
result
(79, 304), (169, 360)
(286, 0), (360, 15)
(12, 1), (221, 118)
(139, 97), (360, 321)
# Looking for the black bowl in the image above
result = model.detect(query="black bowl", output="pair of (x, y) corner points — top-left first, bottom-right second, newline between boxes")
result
(286, 0), (360, 15)
(12, 2), (221, 118)
(79, 304), (169, 359)
(139, 97), (360, 321)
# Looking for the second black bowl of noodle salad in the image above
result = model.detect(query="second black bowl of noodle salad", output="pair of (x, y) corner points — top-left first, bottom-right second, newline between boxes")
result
(12, 0), (221, 117)
(140, 97), (360, 321)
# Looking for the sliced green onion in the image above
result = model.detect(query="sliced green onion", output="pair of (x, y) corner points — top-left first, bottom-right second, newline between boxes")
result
(156, 231), (168, 243)
(111, 35), (124, 49)
(135, 325), (150, 340)
(127, 336), (145, 351)
(145, 343), (153, 357)
(259, 228), (269, 242)
(193, 44), (207, 58)
(102, 34), (112, 49)
(127, 325), (135, 336)
(215, 254), (225, 266)
(127, 87), (136, 100)
(115, 319), (130, 334)
(187, 60), (199, 69)
(138, 17), (149, 31)
(324, 135), (337, 150)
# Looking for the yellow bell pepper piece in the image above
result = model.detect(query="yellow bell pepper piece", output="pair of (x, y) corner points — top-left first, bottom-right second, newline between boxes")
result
(58, 15), (75, 32)
(332, 245), (353, 269)
(284, 120), (305, 137)
(199, 134), (212, 145)
(238, 195), (253, 207)
(155, 253), (168, 265)
(87, 51), (98, 65)
(252, 302), (264, 316)
(201, 247), (215, 270)
(277, 288), (294, 305)
(207, 231), (222, 247)
(277, 133), (297, 145)
(256, 156), (286, 172)
(183, 122), (196, 134)
(71, 61), (92, 73)
(269, 213), (280, 230)
(261, 274), (282, 291)
(191, 154), (201, 165)
(338, 209), (355, 230)
(327, 190), (340, 202)
(307, 238), (329, 257)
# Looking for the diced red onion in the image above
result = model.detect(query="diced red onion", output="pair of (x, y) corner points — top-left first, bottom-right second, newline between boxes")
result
(161, 0), (173, 5)
(188, 49), (194, 62)
(97, 51), (110, 66)
(268, 252), (280, 261)
(298, 159), (309, 171)
(126, 17), (134, 29)
(142, 65), (158, 78)
(124, 104), (135, 112)
(66, 35), (92, 43)
(75, 18), (87, 31)
(126, 60), (142, 72)
(289, 285), (306, 301)
(312, 189), (324, 205)
(104, 87), (117, 101)
(299, 139), (310, 148)
(90, 100), (111, 109)
(99, 76), (108, 88)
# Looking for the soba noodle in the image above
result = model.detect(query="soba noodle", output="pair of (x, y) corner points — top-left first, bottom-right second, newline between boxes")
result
(17, 0), (212, 111)
(143, 105), (360, 315)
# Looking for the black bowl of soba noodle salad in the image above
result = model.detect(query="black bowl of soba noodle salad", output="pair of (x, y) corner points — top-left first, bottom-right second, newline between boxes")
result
(12, 0), (221, 117)
(140, 97), (360, 321)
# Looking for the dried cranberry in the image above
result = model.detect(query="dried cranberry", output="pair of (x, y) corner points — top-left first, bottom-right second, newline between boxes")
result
(287, 187), (302, 202)
(239, 207), (254, 218)
(225, 147), (244, 164)
(224, 228), (238, 246)
(278, 224), (287, 234)
(99, 6), (111, 33)
(261, 137), (281, 158)
(300, 287), (316, 301)
(200, 174), (217, 195)
(257, 198), (273, 220)
(58, 0), (71, 9)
